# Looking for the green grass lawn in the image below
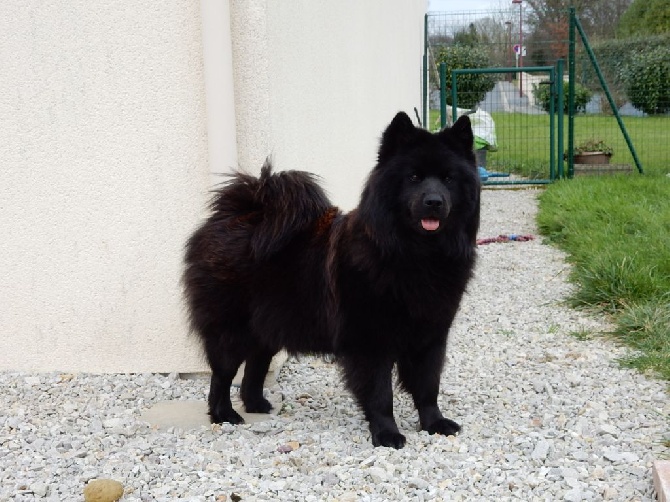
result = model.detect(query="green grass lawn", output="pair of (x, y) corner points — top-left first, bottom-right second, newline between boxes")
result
(429, 110), (669, 177)
(537, 175), (670, 381)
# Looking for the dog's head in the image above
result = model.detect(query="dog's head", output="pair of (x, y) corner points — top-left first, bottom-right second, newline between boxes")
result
(358, 112), (481, 253)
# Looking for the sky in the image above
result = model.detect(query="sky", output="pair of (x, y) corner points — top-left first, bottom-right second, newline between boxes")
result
(428, 0), (502, 12)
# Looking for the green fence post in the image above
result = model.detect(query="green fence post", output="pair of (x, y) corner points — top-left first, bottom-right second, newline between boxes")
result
(568, 7), (576, 178)
(450, 71), (458, 127)
(439, 62), (447, 129)
(556, 58), (565, 179)
(422, 14), (428, 129)
(549, 67), (556, 181)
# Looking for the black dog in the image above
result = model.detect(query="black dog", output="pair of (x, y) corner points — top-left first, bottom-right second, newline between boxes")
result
(184, 112), (480, 448)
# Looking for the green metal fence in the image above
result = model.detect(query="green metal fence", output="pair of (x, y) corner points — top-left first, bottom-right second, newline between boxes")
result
(424, 8), (670, 183)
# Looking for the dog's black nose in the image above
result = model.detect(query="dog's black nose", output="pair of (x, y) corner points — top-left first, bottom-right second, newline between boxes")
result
(423, 194), (443, 208)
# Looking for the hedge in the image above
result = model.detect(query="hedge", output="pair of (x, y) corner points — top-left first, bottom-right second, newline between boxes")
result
(434, 45), (496, 109)
(581, 34), (670, 114)
(532, 81), (592, 114)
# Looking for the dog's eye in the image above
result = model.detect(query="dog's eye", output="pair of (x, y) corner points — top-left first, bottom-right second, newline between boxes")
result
(443, 175), (452, 183)
(409, 174), (420, 182)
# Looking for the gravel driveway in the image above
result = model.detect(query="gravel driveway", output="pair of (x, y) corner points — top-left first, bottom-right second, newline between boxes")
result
(1, 189), (667, 501)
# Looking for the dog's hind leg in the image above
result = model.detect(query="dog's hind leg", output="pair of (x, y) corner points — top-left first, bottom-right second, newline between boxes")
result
(205, 337), (246, 425)
(240, 346), (277, 413)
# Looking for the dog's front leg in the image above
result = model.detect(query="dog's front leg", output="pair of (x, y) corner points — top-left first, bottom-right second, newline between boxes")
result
(397, 340), (461, 437)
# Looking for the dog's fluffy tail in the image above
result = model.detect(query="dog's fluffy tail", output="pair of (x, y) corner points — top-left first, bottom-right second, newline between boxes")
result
(210, 160), (333, 260)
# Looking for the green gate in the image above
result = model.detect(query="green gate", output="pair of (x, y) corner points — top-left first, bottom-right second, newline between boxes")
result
(444, 64), (563, 185)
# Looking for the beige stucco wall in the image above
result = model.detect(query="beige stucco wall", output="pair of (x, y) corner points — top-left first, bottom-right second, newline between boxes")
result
(231, 0), (427, 210)
(201, 0), (239, 182)
(0, 1), (216, 372)
(1, 0), (426, 373)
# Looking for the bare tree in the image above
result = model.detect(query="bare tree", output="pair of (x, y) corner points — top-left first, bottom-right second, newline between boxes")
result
(584, 0), (634, 39)
(524, 0), (632, 62)
(525, 0), (633, 38)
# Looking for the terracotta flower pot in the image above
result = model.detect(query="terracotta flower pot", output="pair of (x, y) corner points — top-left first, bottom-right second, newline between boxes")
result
(573, 152), (612, 165)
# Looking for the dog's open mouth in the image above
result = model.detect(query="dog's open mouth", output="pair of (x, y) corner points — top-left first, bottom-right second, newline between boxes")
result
(421, 218), (440, 231)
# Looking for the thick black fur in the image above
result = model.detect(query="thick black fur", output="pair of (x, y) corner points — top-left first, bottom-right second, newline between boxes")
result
(183, 112), (481, 448)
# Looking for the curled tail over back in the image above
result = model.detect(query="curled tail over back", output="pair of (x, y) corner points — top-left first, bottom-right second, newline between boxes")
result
(210, 160), (333, 260)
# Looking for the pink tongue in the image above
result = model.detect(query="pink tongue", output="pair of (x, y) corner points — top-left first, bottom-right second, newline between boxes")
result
(421, 219), (440, 231)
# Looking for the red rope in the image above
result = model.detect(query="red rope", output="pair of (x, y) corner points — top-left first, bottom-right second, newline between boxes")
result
(476, 234), (535, 246)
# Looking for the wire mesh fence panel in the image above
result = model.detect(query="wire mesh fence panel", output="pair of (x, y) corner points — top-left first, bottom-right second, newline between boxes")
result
(425, 8), (670, 180)
(571, 19), (669, 176)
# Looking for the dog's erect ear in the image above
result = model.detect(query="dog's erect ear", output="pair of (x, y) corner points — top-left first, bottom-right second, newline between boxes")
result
(378, 112), (416, 163)
(440, 115), (474, 152)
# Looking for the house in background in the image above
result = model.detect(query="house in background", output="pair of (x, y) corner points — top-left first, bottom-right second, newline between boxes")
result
(0, 0), (426, 373)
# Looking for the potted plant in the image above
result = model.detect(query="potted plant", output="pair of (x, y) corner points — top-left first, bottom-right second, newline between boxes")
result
(571, 139), (613, 165)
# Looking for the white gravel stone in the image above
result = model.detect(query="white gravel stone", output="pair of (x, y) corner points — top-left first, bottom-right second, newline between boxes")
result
(0, 190), (667, 501)
(531, 439), (552, 461)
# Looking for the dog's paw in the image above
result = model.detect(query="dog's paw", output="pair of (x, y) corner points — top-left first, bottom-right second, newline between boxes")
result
(244, 397), (273, 414)
(372, 430), (407, 449)
(424, 418), (461, 437)
(210, 408), (245, 425)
